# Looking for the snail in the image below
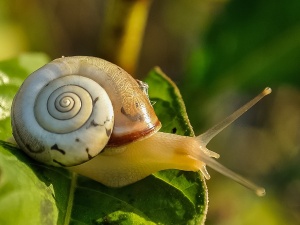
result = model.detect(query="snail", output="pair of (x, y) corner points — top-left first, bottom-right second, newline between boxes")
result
(11, 56), (271, 196)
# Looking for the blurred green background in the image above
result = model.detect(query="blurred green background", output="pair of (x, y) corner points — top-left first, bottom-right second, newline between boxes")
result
(0, 0), (299, 224)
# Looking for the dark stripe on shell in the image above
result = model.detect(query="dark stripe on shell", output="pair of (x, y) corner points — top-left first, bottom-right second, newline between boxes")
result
(90, 119), (100, 127)
(86, 117), (112, 129)
(53, 159), (66, 167)
(86, 148), (93, 160)
(93, 97), (99, 105)
(106, 128), (112, 137)
(121, 107), (142, 122)
(51, 144), (66, 155)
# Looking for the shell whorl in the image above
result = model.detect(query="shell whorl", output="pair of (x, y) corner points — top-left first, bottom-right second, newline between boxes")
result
(11, 56), (161, 167)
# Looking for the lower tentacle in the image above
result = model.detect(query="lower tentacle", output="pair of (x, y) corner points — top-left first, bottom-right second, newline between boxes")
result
(194, 140), (265, 196)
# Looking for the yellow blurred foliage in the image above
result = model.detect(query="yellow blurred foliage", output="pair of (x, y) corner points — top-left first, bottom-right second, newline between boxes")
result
(0, 23), (28, 60)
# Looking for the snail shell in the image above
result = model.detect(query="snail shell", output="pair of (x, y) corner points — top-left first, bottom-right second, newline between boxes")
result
(11, 56), (161, 166)
(11, 56), (270, 194)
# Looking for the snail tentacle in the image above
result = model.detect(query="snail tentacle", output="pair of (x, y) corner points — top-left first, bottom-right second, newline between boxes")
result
(11, 56), (270, 197)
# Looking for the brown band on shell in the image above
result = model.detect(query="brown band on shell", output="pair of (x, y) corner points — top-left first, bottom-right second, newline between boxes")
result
(107, 119), (161, 146)
(51, 56), (161, 147)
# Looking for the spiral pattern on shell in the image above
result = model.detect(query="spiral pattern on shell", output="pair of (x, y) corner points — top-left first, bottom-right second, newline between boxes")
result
(11, 56), (161, 167)
(12, 69), (114, 167)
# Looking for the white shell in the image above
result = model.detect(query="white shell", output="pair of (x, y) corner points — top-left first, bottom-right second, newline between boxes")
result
(12, 65), (114, 166)
(11, 56), (161, 167)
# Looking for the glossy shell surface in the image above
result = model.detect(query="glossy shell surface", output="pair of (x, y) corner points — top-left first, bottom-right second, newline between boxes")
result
(11, 56), (161, 166)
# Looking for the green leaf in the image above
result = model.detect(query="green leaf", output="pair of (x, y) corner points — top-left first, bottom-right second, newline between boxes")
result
(0, 141), (60, 225)
(0, 53), (50, 140)
(144, 67), (195, 137)
(0, 54), (208, 225)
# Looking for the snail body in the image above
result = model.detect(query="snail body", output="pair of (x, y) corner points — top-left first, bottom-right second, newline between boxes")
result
(11, 56), (271, 196)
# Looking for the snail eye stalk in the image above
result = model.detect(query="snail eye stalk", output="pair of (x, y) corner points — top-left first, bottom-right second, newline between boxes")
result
(196, 87), (271, 196)
(197, 87), (272, 146)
